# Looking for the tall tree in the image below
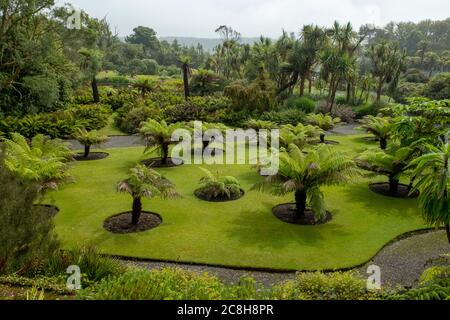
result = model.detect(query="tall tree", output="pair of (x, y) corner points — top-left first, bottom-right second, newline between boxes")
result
(368, 41), (406, 104)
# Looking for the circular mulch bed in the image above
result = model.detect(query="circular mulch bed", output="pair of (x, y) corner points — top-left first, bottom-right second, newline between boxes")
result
(194, 188), (245, 202)
(34, 204), (59, 217)
(73, 152), (109, 161)
(369, 183), (419, 199)
(272, 203), (332, 225)
(103, 211), (162, 234)
(141, 157), (184, 168)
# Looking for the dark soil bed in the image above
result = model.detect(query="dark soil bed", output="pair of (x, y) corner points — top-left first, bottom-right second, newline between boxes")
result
(369, 183), (419, 199)
(141, 157), (184, 168)
(34, 204), (59, 217)
(103, 212), (162, 234)
(73, 152), (109, 161)
(194, 188), (245, 202)
(272, 203), (332, 225)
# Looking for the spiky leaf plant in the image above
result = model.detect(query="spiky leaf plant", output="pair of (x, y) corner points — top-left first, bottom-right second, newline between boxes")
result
(196, 168), (242, 201)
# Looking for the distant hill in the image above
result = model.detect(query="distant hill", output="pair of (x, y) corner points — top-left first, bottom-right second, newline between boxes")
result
(159, 36), (263, 51)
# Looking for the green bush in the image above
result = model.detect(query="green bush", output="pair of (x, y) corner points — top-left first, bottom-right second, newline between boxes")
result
(353, 102), (380, 118)
(67, 104), (111, 131)
(102, 89), (139, 111)
(284, 95), (316, 113)
(77, 268), (266, 300)
(335, 96), (348, 105)
(0, 157), (59, 275)
(390, 265), (450, 300)
(44, 246), (125, 284)
(115, 104), (163, 134)
(272, 271), (376, 300)
(0, 114), (75, 139)
(393, 82), (426, 103)
(259, 108), (306, 125)
(422, 72), (450, 100)
(164, 96), (230, 123)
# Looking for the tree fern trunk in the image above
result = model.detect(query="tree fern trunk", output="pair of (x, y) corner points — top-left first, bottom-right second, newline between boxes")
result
(380, 138), (387, 150)
(295, 190), (307, 219)
(389, 175), (399, 195)
(131, 197), (142, 225)
(92, 77), (100, 103)
(84, 145), (90, 158)
(162, 143), (169, 165)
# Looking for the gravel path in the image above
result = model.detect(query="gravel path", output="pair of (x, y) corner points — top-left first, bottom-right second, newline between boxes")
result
(122, 230), (450, 288)
(68, 135), (144, 150)
(359, 230), (449, 289)
(67, 124), (361, 150)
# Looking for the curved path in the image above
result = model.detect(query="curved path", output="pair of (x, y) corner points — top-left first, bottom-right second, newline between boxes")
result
(122, 230), (449, 288)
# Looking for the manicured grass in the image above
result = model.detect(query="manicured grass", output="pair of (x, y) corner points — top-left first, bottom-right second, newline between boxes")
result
(48, 134), (426, 271)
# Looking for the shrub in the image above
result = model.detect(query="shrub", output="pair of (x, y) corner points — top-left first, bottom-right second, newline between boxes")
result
(164, 96), (230, 123)
(284, 95), (316, 113)
(115, 104), (163, 134)
(390, 265), (450, 300)
(196, 168), (242, 201)
(331, 105), (356, 123)
(103, 90), (139, 111)
(77, 268), (265, 300)
(259, 109), (306, 125)
(353, 102), (381, 118)
(44, 246), (125, 284)
(422, 72), (450, 100)
(67, 104), (111, 131)
(393, 82), (426, 103)
(335, 95), (348, 105)
(0, 156), (59, 275)
(0, 104), (111, 139)
(272, 271), (376, 300)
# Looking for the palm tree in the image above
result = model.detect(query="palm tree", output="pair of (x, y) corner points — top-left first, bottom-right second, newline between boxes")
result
(140, 119), (186, 165)
(73, 128), (108, 158)
(179, 56), (191, 100)
(280, 123), (323, 150)
(358, 116), (393, 149)
(305, 113), (341, 143)
(117, 165), (179, 225)
(2, 133), (73, 192)
(252, 144), (358, 220)
(79, 48), (103, 103)
(196, 168), (242, 201)
(368, 41), (406, 104)
(407, 143), (449, 243)
(356, 145), (417, 195)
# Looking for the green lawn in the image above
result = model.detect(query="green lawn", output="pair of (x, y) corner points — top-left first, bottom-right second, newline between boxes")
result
(48, 134), (427, 271)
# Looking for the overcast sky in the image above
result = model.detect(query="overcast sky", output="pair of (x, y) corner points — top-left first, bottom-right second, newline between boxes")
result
(59, 0), (450, 38)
